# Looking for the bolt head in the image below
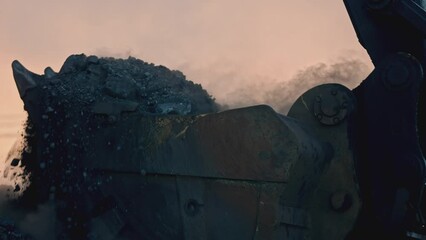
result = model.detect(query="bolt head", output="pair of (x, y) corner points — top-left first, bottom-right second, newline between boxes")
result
(330, 191), (352, 212)
(385, 64), (410, 87)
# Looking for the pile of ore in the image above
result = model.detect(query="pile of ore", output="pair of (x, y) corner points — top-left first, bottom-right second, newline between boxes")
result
(46, 54), (218, 116)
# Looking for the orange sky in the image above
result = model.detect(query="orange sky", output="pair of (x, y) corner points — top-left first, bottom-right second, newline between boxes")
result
(0, 0), (372, 160)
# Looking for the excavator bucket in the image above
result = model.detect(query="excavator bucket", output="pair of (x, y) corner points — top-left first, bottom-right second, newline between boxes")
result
(3, 57), (361, 239)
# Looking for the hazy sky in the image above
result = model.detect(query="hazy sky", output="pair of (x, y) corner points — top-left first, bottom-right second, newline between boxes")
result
(0, 0), (372, 160)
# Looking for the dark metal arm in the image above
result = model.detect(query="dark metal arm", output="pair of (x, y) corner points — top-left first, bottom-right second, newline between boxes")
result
(344, 0), (425, 66)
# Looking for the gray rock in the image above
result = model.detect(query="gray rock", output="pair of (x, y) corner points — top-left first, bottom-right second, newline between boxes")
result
(86, 55), (99, 64)
(44, 67), (57, 79)
(59, 54), (87, 74)
(91, 100), (139, 116)
(104, 75), (138, 99)
(156, 102), (192, 115)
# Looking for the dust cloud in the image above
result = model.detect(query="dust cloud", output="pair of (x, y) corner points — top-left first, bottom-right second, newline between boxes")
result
(194, 58), (370, 114)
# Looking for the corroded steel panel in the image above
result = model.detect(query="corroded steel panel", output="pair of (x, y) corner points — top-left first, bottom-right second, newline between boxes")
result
(85, 105), (302, 182)
(288, 83), (361, 240)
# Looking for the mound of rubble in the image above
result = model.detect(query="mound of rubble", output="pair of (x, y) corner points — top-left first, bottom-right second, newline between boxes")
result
(46, 54), (218, 116)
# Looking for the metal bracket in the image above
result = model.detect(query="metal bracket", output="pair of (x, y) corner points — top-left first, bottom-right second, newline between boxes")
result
(313, 88), (351, 126)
